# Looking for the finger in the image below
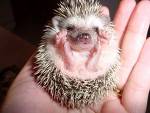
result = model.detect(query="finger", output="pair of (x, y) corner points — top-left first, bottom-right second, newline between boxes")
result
(101, 98), (128, 113)
(119, 0), (150, 88)
(122, 38), (150, 113)
(113, 0), (136, 44)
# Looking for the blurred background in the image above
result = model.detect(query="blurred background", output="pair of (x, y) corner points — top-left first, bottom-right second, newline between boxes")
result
(0, 0), (150, 112)
(0, 0), (120, 45)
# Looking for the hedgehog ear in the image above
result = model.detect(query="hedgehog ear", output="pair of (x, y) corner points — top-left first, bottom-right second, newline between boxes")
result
(52, 16), (64, 32)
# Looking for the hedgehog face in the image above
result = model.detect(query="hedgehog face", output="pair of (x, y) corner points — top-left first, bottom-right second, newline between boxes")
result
(51, 0), (113, 51)
(52, 15), (109, 51)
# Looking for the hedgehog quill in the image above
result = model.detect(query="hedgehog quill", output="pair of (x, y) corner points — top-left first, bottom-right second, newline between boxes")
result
(33, 0), (120, 109)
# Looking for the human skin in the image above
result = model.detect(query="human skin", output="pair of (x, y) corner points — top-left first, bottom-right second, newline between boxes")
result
(1, 0), (150, 113)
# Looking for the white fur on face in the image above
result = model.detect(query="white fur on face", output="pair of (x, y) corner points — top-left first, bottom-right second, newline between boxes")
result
(64, 15), (104, 29)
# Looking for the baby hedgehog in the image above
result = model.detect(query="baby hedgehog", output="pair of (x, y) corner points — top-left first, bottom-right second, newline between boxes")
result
(33, 0), (120, 110)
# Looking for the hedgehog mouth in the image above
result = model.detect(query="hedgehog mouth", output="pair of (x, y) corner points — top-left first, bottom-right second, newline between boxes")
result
(67, 34), (95, 51)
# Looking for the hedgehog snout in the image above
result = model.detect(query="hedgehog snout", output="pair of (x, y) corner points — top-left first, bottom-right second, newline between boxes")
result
(76, 33), (91, 44)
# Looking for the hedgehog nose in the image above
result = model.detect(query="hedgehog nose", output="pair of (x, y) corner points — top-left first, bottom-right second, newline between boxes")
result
(77, 33), (91, 43)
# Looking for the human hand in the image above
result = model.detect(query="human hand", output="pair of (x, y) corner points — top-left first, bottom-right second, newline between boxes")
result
(102, 0), (150, 113)
(2, 0), (150, 113)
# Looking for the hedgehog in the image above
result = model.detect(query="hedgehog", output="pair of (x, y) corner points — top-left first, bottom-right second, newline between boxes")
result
(33, 0), (120, 110)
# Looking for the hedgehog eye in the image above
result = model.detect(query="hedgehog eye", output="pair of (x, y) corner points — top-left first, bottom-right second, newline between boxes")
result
(93, 27), (99, 33)
(66, 26), (75, 31)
